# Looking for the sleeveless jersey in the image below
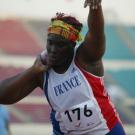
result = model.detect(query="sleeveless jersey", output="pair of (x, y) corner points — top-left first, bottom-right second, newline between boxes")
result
(43, 49), (120, 135)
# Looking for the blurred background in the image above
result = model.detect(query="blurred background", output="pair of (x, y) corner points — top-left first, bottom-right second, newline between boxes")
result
(0, 0), (135, 135)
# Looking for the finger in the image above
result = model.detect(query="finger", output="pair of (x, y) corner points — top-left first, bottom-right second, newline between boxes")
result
(93, 0), (97, 8)
(91, 0), (101, 10)
(84, 0), (88, 8)
(38, 64), (49, 72)
(92, 5), (95, 10)
(96, 0), (101, 6)
(98, 2), (101, 6)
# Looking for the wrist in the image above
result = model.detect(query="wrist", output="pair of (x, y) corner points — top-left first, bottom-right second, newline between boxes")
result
(84, 0), (102, 9)
(90, 4), (101, 10)
(90, 5), (102, 12)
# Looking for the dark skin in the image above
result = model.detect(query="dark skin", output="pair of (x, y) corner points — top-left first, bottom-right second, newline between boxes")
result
(46, 34), (75, 73)
(0, 1), (105, 104)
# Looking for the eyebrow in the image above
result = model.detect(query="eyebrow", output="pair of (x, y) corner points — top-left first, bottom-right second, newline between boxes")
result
(47, 38), (70, 44)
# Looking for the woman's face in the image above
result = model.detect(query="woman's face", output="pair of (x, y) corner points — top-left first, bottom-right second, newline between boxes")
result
(46, 34), (75, 66)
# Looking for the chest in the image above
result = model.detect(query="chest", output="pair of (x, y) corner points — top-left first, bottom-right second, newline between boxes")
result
(46, 66), (95, 111)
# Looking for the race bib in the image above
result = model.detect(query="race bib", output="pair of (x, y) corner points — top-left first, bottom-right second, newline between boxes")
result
(60, 101), (101, 131)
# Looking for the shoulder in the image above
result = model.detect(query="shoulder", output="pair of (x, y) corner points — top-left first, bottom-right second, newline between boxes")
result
(75, 44), (104, 77)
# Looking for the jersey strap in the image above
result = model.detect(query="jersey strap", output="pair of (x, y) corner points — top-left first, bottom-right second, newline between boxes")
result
(50, 110), (64, 135)
(44, 71), (53, 109)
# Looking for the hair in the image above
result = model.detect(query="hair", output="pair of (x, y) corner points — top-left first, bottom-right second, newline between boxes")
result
(51, 12), (83, 32)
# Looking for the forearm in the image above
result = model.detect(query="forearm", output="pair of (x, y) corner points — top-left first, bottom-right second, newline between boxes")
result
(81, 1), (106, 62)
(0, 67), (38, 104)
(88, 6), (104, 39)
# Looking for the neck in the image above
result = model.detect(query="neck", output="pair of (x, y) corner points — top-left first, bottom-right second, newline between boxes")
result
(53, 51), (74, 74)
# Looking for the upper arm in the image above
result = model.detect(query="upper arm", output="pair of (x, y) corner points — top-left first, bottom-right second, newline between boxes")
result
(77, 6), (105, 64)
(77, 31), (105, 63)
(0, 68), (43, 104)
(37, 72), (44, 90)
(75, 31), (105, 77)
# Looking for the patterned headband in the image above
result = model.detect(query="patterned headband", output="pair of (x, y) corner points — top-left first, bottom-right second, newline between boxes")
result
(48, 20), (83, 42)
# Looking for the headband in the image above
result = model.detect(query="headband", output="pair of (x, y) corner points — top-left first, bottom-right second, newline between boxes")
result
(48, 20), (83, 42)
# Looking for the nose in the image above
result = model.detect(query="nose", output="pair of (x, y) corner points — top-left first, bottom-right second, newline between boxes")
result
(49, 44), (58, 54)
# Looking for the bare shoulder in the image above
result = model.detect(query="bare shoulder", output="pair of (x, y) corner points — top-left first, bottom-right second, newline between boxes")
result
(75, 44), (104, 77)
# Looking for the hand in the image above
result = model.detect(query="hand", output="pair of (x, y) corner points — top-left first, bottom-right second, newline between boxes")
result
(32, 54), (50, 74)
(84, 0), (102, 9)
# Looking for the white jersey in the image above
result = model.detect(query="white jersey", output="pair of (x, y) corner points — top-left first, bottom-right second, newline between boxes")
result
(43, 49), (119, 135)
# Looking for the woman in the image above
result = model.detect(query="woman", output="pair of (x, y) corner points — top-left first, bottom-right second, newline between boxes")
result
(0, 0), (126, 135)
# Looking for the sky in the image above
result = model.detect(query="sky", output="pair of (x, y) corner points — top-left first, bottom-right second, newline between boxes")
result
(0, 0), (135, 25)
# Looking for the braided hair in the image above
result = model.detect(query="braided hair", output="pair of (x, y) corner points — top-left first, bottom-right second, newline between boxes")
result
(51, 12), (83, 32)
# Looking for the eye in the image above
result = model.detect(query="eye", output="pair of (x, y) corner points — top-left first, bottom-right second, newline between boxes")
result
(58, 41), (69, 47)
(47, 39), (53, 45)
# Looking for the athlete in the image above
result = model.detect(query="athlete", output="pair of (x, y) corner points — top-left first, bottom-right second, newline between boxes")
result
(0, 0), (126, 135)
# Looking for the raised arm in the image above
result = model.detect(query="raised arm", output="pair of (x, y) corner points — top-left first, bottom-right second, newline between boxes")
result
(76, 0), (105, 76)
(0, 56), (48, 104)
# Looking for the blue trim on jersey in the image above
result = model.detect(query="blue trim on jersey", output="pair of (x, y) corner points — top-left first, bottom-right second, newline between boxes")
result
(50, 110), (64, 135)
(44, 72), (53, 108)
(44, 71), (49, 99)
(44, 72), (64, 134)
(106, 122), (126, 135)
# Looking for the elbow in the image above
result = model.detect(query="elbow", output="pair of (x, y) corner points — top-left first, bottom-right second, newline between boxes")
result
(0, 94), (18, 105)
(0, 99), (14, 105)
